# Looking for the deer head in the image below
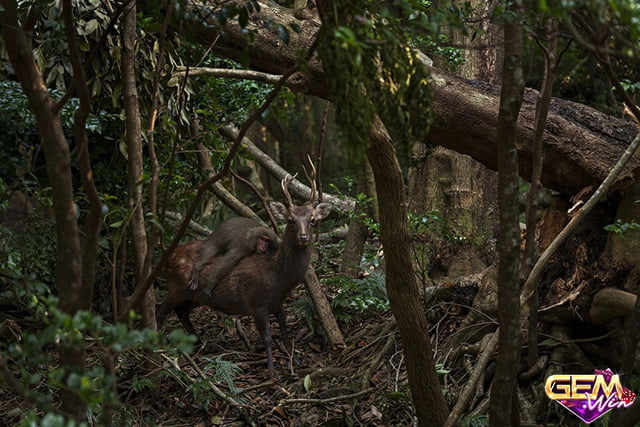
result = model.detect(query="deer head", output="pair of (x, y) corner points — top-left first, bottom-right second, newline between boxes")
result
(270, 174), (332, 247)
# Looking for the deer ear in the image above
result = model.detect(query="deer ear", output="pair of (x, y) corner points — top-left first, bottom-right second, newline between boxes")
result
(270, 201), (288, 221)
(314, 202), (332, 220)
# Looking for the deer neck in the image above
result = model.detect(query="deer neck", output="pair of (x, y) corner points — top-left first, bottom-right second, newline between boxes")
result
(276, 229), (312, 285)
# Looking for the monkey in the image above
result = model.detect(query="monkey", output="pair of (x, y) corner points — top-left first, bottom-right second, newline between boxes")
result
(188, 217), (280, 295)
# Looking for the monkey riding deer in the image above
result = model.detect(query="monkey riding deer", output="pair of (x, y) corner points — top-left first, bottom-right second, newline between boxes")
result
(188, 217), (280, 294)
(157, 175), (332, 378)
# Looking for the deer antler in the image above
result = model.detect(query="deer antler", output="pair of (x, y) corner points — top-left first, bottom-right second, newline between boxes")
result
(303, 155), (317, 205)
(281, 174), (295, 207)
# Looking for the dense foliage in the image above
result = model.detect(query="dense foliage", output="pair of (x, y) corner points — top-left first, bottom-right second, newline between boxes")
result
(316, 0), (434, 153)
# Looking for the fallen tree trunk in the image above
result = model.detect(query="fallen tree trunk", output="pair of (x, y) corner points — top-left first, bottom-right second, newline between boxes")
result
(177, 0), (639, 196)
(590, 287), (637, 325)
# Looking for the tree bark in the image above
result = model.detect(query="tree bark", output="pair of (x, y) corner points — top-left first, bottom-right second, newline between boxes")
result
(410, 0), (500, 268)
(367, 117), (449, 426)
(121, 3), (156, 326)
(489, 13), (525, 426)
(176, 1), (640, 196)
(304, 270), (346, 351)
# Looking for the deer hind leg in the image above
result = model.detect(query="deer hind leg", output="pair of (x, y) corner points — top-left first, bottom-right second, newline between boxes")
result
(254, 313), (275, 378)
(156, 298), (175, 329)
(175, 302), (200, 342)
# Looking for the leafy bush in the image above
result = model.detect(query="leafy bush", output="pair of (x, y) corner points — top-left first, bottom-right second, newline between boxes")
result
(407, 210), (463, 283)
(1, 273), (195, 425)
(326, 272), (390, 323)
(0, 81), (110, 176)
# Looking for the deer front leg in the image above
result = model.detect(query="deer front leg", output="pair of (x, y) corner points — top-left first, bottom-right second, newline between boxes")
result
(275, 307), (292, 353)
(254, 313), (275, 379)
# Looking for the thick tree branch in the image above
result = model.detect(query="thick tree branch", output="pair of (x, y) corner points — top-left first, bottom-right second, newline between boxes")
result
(121, 2), (156, 325)
(175, 66), (281, 81)
(174, 0), (640, 196)
(365, 116), (450, 426)
(61, 0), (101, 307)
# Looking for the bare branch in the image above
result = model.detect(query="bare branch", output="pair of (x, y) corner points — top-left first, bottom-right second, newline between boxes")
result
(219, 124), (355, 212)
(524, 18), (559, 367)
(231, 169), (279, 232)
(61, 0), (102, 299)
(174, 66), (282, 83)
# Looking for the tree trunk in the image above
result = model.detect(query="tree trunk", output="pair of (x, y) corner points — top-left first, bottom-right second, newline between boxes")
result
(489, 13), (525, 426)
(341, 159), (376, 277)
(121, 4), (156, 326)
(367, 117), (449, 426)
(409, 0), (501, 281)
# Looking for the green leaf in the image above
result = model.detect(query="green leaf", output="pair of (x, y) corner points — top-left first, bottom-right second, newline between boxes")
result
(303, 374), (312, 392)
(80, 19), (99, 36)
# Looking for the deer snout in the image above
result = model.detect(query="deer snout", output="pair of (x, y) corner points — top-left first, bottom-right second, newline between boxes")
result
(298, 233), (310, 244)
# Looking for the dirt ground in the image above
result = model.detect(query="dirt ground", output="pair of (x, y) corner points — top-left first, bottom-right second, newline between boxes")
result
(146, 291), (420, 426)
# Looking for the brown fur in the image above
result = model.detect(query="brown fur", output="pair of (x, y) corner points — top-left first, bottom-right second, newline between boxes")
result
(189, 217), (279, 293)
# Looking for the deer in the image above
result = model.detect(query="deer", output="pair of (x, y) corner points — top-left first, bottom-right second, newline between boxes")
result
(156, 174), (332, 378)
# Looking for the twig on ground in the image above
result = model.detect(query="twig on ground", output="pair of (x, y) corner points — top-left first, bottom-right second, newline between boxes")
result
(237, 380), (278, 394)
(290, 367), (349, 392)
(278, 388), (375, 406)
(235, 318), (253, 352)
(360, 333), (396, 390)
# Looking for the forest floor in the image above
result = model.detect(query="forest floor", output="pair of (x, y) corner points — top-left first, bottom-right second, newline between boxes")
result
(142, 288), (428, 426)
(0, 278), (607, 426)
(0, 286), (443, 426)
(3, 257), (616, 427)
